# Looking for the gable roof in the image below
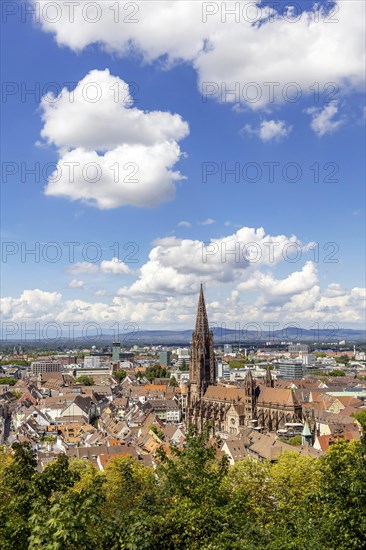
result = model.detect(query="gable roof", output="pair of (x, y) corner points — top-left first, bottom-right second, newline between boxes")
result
(257, 387), (299, 406)
(222, 438), (248, 462)
(204, 385), (246, 402)
(315, 432), (360, 452)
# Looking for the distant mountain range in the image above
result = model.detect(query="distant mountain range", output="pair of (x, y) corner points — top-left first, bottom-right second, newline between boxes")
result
(113, 326), (365, 344)
(1, 326), (365, 347)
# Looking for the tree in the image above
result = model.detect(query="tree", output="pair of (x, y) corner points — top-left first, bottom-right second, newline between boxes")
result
(145, 365), (167, 382)
(169, 376), (178, 387)
(329, 369), (346, 377)
(74, 375), (94, 386)
(114, 370), (127, 383)
(1, 430), (365, 550)
(316, 439), (366, 549)
(0, 360), (29, 366)
(335, 354), (350, 365)
(179, 359), (188, 371)
(0, 442), (37, 549)
(0, 377), (17, 385)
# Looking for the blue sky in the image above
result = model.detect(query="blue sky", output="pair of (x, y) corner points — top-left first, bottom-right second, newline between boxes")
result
(1, 1), (365, 335)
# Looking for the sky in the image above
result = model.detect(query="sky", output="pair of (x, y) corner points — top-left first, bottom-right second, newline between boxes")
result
(1, 0), (365, 341)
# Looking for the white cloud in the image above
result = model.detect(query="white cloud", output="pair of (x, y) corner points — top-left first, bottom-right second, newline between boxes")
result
(243, 120), (292, 142)
(198, 218), (215, 225)
(94, 289), (106, 296)
(68, 279), (85, 288)
(178, 220), (191, 227)
(237, 261), (318, 297)
(1, 225), (365, 327)
(116, 227), (312, 298)
(100, 257), (132, 275)
(41, 70), (188, 209)
(68, 262), (98, 274)
(1, 282), (365, 328)
(46, 142), (182, 209)
(0, 290), (62, 322)
(34, 2), (365, 110)
(40, 69), (188, 151)
(305, 101), (345, 136)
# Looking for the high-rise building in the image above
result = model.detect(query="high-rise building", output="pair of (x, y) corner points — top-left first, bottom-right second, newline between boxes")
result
(278, 362), (306, 379)
(112, 342), (121, 362)
(159, 351), (171, 366)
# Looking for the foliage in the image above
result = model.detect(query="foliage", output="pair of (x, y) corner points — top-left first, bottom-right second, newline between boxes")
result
(353, 410), (366, 431)
(169, 375), (178, 387)
(278, 435), (302, 446)
(179, 359), (188, 371)
(0, 427), (365, 549)
(335, 355), (350, 365)
(150, 424), (164, 440)
(288, 435), (302, 446)
(0, 360), (29, 366)
(0, 377), (17, 385)
(114, 369), (127, 383)
(227, 359), (249, 369)
(328, 369), (346, 377)
(74, 375), (94, 386)
(145, 364), (168, 381)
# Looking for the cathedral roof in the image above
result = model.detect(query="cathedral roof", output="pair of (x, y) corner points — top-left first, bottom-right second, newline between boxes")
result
(257, 386), (299, 406)
(203, 385), (246, 402)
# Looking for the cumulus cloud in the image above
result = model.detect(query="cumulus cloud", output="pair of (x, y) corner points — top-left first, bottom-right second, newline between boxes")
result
(68, 262), (98, 274)
(237, 261), (318, 297)
(68, 279), (84, 288)
(68, 258), (132, 276)
(100, 257), (132, 275)
(1, 225), (365, 327)
(41, 70), (189, 209)
(243, 120), (292, 142)
(305, 101), (345, 136)
(40, 69), (188, 151)
(178, 220), (192, 227)
(0, 290), (62, 322)
(116, 227), (312, 298)
(1, 282), (365, 329)
(34, 1), (365, 109)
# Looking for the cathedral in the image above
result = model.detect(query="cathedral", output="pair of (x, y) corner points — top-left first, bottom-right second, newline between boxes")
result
(186, 286), (302, 435)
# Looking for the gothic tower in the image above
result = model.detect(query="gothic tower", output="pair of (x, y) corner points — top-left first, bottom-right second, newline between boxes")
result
(187, 285), (215, 423)
(264, 365), (274, 388)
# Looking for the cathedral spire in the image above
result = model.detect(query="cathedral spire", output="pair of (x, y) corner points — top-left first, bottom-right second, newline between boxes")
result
(195, 283), (210, 334)
(189, 285), (216, 397)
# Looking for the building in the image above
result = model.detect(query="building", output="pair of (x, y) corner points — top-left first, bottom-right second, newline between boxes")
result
(31, 361), (62, 376)
(278, 362), (306, 379)
(176, 348), (190, 369)
(289, 344), (309, 354)
(216, 361), (230, 380)
(186, 286), (302, 435)
(112, 342), (121, 362)
(159, 351), (171, 367)
(84, 356), (100, 369)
